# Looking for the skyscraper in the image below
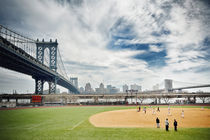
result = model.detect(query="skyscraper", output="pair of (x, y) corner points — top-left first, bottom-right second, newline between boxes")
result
(123, 84), (129, 93)
(106, 85), (112, 93)
(164, 79), (173, 92)
(79, 87), (84, 93)
(130, 84), (142, 92)
(85, 83), (92, 94)
(70, 77), (78, 88)
(95, 83), (105, 94)
(109, 86), (120, 94)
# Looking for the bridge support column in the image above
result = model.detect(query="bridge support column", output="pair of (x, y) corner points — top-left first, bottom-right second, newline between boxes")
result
(49, 82), (56, 94)
(49, 78), (58, 94)
(35, 79), (44, 94)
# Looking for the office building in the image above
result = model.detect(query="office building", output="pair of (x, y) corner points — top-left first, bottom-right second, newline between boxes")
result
(130, 84), (142, 92)
(164, 79), (173, 91)
(70, 77), (78, 88)
(85, 83), (92, 94)
(123, 84), (129, 93)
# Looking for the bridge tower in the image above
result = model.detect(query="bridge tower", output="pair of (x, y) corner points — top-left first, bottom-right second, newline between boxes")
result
(34, 39), (58, 94)
(164, 79), (173, 92)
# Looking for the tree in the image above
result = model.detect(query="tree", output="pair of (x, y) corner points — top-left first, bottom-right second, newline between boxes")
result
(163, 97), (170, 104)
(138, 97), (145, 104)
(199, 97), (206, 103)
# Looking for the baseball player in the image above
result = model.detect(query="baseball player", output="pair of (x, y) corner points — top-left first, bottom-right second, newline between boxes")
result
(181, 109), (184, 118)
(152, 108), (156, 115)
(156, 117), (160, 128)
(165, 118), (169, 131)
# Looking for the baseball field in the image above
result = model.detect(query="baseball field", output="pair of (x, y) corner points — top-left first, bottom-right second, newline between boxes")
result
(0, 105), (210, 140)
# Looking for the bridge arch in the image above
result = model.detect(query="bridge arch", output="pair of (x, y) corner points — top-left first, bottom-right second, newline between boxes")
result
(43, 81), (50, 94)
(43, 47), (50, 67)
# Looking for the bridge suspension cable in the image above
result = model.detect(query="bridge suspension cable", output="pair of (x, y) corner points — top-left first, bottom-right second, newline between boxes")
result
(57, 48), (69, 80)
(0, 25), (37, 58)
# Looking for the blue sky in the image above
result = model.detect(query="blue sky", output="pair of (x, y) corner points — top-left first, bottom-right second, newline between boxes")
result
(0, 0), (210, 93)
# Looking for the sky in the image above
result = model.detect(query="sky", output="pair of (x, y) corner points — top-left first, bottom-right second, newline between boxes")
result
(0, 0), (210, 93)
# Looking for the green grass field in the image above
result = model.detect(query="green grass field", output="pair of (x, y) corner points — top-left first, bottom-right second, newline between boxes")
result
(0, 106), (209, 140)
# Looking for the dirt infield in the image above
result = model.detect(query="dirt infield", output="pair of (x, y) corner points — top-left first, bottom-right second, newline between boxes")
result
(89, 107), (210, 128)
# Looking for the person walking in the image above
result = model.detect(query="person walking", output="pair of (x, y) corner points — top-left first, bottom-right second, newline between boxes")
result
(174, 119), (178, 131)
(156, 117), (160, 128)
(165, 118), (169, 131)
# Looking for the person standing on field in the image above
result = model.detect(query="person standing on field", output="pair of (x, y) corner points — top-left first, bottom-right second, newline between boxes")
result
(156, 117), (160, 128)
(143, 107), (146, 114)
(174, 119), (178, 131)
(152, 108), (156, 115)
(137, 106), (141, 112)
(181, 110), (184, 118)
(165, 118), (169, 131)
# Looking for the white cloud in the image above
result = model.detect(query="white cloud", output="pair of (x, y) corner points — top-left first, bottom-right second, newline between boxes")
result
(149, 45), (163, 52)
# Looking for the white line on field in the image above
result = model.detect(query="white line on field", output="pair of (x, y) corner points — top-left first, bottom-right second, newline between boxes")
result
(26, 122), (45, 130)
(26, 120), (53, 130)
(69, 120), (85, 130)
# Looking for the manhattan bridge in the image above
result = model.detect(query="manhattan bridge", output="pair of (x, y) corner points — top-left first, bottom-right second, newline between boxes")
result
(0, 25), (79, 94)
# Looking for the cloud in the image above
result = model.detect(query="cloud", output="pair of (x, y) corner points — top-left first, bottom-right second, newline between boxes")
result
(149, 45), (164, 52)
(65, 60), (109, 70)
(0, 68), (34, 93)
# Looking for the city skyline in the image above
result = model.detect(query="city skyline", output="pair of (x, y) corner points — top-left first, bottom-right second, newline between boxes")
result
(80, 82), (142, 93)
(0, 0), (210, 93)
